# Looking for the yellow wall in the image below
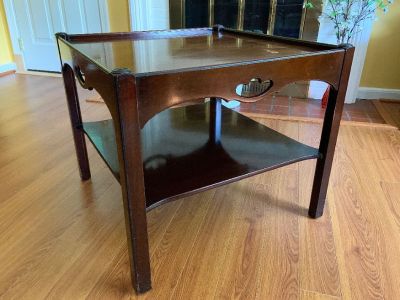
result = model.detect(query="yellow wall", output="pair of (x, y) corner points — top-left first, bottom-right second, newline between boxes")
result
(107, 0), (130, 32)
(0, 0), (14, 65)
(107, 0), (133, 68)
(360, 2), (400, 89)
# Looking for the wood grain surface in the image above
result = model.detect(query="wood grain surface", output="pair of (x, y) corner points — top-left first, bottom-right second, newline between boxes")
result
(373, 100), (400, 129)
(0, 74), (399, 299)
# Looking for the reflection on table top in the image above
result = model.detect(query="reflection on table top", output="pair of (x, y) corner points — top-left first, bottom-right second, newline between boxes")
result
(68, 31), (319, 75)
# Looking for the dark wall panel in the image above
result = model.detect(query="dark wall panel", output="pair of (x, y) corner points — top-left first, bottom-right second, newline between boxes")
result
(243, 0), (270, 32)
(214, 0), (239, 29)
(273, 0), (303, 38)
(185, 0), (209, 27)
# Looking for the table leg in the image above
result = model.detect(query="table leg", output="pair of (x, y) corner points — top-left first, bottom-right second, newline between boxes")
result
(61, 63), (91, 180)
(309, 88), (340, 218)
(309, 46), (354, 218)
(112, 69), (151, 293)
(209, 97), (222, 145)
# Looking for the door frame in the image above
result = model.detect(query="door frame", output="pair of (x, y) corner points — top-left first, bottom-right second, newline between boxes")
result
(3, 0), (110, 73)
(129, 0), (150, 31)
(129, 0), (170, 31)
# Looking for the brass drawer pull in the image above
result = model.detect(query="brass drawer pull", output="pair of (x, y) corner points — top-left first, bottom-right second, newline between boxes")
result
(74, 65), (86, 88)
(235, 78), (273, 98)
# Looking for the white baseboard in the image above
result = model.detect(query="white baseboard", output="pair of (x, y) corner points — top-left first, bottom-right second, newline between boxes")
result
(16, 70), (61, 77)
(358, 87), (400, 100)
(0, 63), (17, 74)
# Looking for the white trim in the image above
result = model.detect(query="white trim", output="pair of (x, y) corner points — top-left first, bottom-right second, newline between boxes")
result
(3, 0), (21, 55)
(128, 0), (135, 30)
(15, 70), (61, 77)
(129, 0), (149, 31)
(129, 0), (169, 31)
(98, 0), (110, 32)
(80, 0), (89, 33)
(0, 63), (17, 73)
(357, 87), (400, 100)
(343, 17), (374, 103)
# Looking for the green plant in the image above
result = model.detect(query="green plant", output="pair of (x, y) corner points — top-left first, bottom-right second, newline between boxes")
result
(305, 0), (393, 44)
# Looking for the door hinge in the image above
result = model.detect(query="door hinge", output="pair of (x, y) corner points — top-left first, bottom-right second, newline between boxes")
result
(18, 38), (24, 51)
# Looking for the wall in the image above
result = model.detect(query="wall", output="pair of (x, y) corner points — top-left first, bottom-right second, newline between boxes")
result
(107, 0), (130, 32)
(107, 0), (133, 68)
(0, 0), (131, 61)
(360, 2), (400, 89)
(3, 0), (398, 89)
(0, 0), (13, 65)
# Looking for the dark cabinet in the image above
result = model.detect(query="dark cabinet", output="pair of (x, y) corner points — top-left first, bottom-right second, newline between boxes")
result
(170, 0), (309, 39)
(184, 0), (208, 28)
(214, 0), (239, 29)
(243, 0), (270, 32)
(273, 0), (305, 38)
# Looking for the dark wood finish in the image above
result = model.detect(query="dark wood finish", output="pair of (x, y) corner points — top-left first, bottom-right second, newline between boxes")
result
(111, 69), (151, 293)
(68, 33), (322, 75)
(219, 26), (339, 50)
(56, 27), (354, 294)
(136, 51), (344, 127)
(65, 28), (213, 43)
(63, 26), (341, 76)
(82, 103), (319, 209)
(209, 98), (222, 144)
(309, 45), (355, 218)
(61, 64), (91, 180)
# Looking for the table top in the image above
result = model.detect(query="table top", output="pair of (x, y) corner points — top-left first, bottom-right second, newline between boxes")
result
(60, 27), (340, 77)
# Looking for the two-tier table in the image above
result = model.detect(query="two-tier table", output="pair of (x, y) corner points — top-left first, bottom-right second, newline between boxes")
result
(56, 26), (354, 294)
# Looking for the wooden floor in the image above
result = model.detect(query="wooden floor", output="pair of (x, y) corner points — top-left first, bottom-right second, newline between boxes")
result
(373, 100), (400, 129)
(0, 74), (399, 299)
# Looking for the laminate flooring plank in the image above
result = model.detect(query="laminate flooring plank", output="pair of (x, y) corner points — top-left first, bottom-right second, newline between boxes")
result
(85, 201), (183, 300)
(298, 122), (342, 298)
(300, 289), (341, 300)
(213, 119), (300, 299)
(328, 125), (400, 299)
(1, 75), (400, 299)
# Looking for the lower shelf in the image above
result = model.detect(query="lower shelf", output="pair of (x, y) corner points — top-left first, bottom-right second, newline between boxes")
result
(82, 103), (319, 209)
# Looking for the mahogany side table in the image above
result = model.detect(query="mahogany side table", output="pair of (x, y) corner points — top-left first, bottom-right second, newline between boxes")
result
(56, 26), (354, 294)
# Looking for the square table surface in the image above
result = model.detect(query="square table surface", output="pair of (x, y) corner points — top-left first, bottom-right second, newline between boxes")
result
(66, 29), (321, 76)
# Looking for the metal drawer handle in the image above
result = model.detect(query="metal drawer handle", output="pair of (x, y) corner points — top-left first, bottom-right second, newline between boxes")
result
(235, 78), (272, 98)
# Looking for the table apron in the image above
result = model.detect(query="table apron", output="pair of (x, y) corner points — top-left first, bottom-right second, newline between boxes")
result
(136, 51), (344, 127)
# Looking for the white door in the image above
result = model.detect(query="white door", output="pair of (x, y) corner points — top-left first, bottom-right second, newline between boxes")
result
(13, 0), (109, 72)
